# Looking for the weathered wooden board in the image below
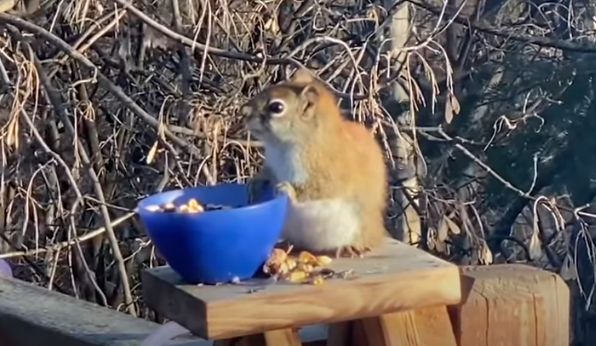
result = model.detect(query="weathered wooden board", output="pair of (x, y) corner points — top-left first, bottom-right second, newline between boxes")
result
(142, 238), (462, 340)
(449, 264), (570, 346)
(0, 276), (210, 346)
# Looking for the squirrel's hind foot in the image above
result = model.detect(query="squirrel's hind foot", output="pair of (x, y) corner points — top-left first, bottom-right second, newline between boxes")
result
(334, 244), (371, 259)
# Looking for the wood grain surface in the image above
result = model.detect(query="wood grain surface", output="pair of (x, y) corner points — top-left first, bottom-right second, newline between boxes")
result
(142, 238), (462, 340)
(359, 306), (457, 346)
(450, 264), (570, 346)
(302, 264), (570, 346)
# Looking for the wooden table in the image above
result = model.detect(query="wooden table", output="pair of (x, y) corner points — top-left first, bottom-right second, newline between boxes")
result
(142, 238), (462, 346)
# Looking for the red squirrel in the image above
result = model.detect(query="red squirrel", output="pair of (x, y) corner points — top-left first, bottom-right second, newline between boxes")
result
(241, 69), (389, 258)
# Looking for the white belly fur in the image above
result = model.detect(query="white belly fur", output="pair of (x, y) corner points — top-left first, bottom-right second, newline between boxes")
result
(282, 199), (360, 251)
(264, 143), (358, 250)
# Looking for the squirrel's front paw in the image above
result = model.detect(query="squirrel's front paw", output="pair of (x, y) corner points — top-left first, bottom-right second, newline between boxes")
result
(275, 181), (297, 202)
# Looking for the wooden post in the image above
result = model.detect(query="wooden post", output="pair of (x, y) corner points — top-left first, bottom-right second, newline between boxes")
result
(449, 264), (570, 346)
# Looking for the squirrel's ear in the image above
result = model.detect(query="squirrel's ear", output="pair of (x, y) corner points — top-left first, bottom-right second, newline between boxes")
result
(291, 68), (315, 84)
(299, 84), (319, 119)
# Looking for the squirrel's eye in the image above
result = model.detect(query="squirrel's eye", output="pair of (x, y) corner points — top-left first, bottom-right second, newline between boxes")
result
(267, 100), (285, 115)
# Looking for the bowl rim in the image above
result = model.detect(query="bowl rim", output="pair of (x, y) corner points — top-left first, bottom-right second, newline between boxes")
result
(135, 183), (289, 217)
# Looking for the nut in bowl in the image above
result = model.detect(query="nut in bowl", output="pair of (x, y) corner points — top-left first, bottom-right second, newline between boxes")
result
(136, 183), (289, 285)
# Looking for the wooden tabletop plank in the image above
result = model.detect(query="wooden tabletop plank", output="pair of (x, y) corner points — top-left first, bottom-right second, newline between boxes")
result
(142, 238), (462, 340)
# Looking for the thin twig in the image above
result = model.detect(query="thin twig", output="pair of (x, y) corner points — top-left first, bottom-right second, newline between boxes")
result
(0, 212), (135, 259)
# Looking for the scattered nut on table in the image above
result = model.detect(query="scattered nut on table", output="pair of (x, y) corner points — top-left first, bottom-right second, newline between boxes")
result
(263, 247), (337, 285)
(263, 248), (290, 276)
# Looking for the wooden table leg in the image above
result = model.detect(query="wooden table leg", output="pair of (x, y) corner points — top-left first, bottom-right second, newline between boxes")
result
(216, 328), (303, 346)
(213, 338), (239, 346)
(358, 305), (457, 346)
(263, 328), (303, 346)
(327, 322), (352, 346)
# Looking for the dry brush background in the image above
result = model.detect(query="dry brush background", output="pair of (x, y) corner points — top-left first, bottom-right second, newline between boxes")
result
(0, 0), (595, 344)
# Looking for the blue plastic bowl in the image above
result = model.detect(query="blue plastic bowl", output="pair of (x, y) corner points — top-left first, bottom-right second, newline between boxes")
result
(137, 183), (288, 285)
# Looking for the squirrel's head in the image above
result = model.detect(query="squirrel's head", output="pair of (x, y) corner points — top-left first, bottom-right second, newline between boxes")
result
(240, 69), (337, 144)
